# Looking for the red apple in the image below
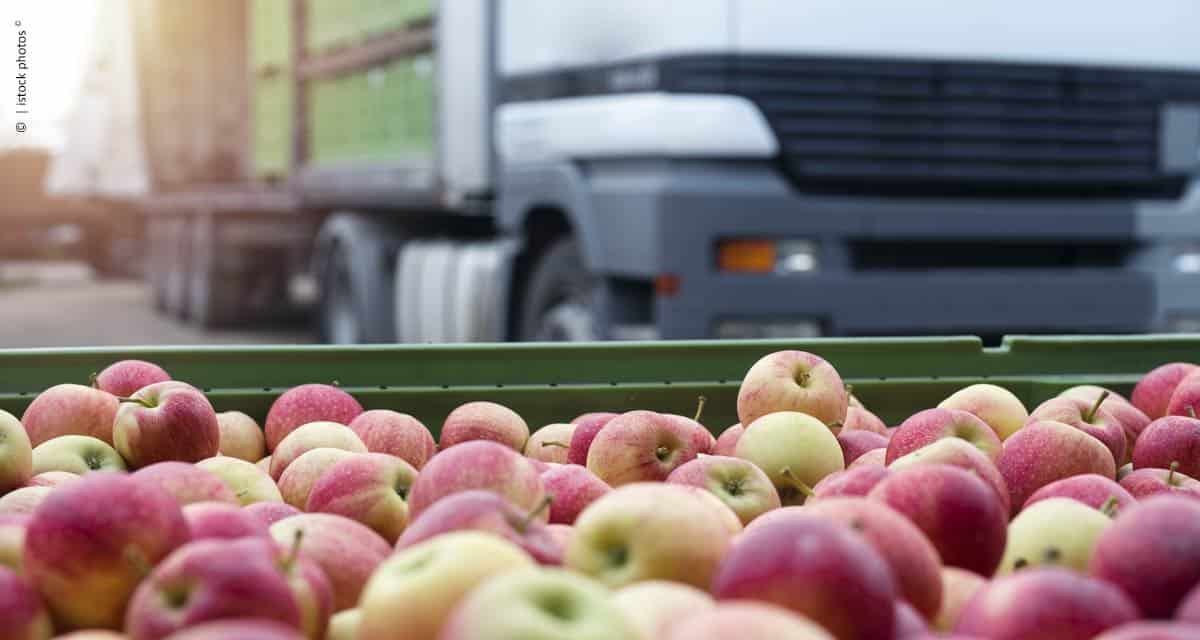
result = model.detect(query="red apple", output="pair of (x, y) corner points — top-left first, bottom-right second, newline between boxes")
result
(849, 448), (887, 469)
(933, 567), (986, 632)
(1133, 415), (1200, 478)
(524, 423), (576, 464)
(1029, 395), (1127, 465)
(21, 384), (119, 446)
(397, 490), (561, 564)
(1167, 371), (1200, 418)
(269, 513), (392, 611)
(1120, 465), (1200, 500)
(566, 412), (619, 466)
(666, 455), (780, 525)
(955, 568), (1139, 639)
(215, 411), (267, 462)
(183, 502), (270, 541)
(156, 619), (304, 640)
(269, 422), (367, 481)
(712, 423), (744, 456)
(1060, 386), (1151, 456)
(244, 502), (302, 528)
(1093, 622), (1200, 640)
(0, 487), (51, 516)
(736, 350), (849, 427)
(1024, 473), (1136, 513)
(996, 420), (1117, 516)
(888, 438), (1011, 515)
(0, 566), (51, 640)
(305, 453), (419, 543)
(25, 470), (78, 488)
(439, 401), (529, 451)
(407, 440), (546, 521)
(811, 466), (892, 500)
(539, 464), (610, 525)
(663, 602), (837, 640)
(1178, 581), (1200, 622)
(838, 430), (888, 465)
(347, 410), (436, 470)
(840, 406), (889, 436)
(887, 408), (1001, 464)
(1133, 363), (1199, 419)
(113, 382), (220, 468)
(278, 448), (358, 509)
(264, 384), (364, 451)
(894, 601), (928, 640)
(585, 410), (707, 486)
(937, 384), (1028, 441)
(92, 359), (171, 397)
(133, 462), (239, 507)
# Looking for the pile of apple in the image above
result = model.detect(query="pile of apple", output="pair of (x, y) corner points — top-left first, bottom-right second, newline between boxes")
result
(3, 353), (1200, 639)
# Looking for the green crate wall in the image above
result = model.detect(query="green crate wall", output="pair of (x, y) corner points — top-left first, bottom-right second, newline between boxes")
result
(253, 72), (294, 178)
(251, 0), (292, 70)
(305, 0), (434, 54)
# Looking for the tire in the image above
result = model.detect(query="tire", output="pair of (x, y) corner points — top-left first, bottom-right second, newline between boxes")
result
(517, 238), (599, 342)
(317, 241), (365, 344)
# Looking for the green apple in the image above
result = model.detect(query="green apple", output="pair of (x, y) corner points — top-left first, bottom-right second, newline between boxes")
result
(31, 436), (126, 476)
(327, 609), (360, 640)
(612, 581), (714, 639)
(195, 456), (283, 505)
(0, 410), (33, 493)
(997, 497), (1113, 574)
(734, 412), (844, 505)
(938, 384), (1029, 441)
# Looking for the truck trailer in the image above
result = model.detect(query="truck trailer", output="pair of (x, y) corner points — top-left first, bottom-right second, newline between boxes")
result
(54, 0), (1200, 343)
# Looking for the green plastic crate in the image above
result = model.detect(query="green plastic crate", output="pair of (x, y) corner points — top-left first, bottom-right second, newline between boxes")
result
(2, 336), (1199, 437)
(251, 0), (292, 71)
(253, 72), (294, 178)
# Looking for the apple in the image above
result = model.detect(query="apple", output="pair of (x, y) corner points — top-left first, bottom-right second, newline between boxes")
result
(685, 485), (745, 536)
(347, 410), (437, 470)
(182, 501), (271, 540)
(269, 422), (367, 481)
(133, 461), (239, 506)
(736, 350), (848, 428)
(357, 531), (535, 640)
(611, 581), (714, 640)
(938, 384), (1029, 441)
(45, 632), (126, 640)
(1133, 415), (1200, 478)
(546, 524), (573, 552)
(0, 487), (51, 516)
(1120, 464), (1200, 500)
(113, 381), (220, 468)
(996, 420), (1117, 517)
(244, 502), (302, 528)
(734, 411), (844, 506)
(327, 609), (360, 640)
(269, 513), (391, 611)
(215, 411), (267, 462)
(1167, 371), (1200, 418)
(837, 430), (888, 465)
(1178, 582), (1200, 623)
(585, 410), (707, 486)
(398, 490), (560, 564)
(0, 566), (52, 640)
(1023, 473), (1137, 514)
(666, 455), (780, 525)
(539, 464), (611, 525)
(31, 435), (126, 476)
(92, 359), (171, 397)
(712, 423), (744, 456)
(888, 438), (1011, 514)
(21, 383), (119, 446)
(869, 464), (1008, 576)
(154, 619), (304, 640)
(849, 448), (887, 469)
(524, 423), (576, 464)
(662, 602), (837, 640)
(1029, 395), (1127, 465)
(25, 470), (78, 488)
(409, 440), (547, 521)
(997, 497), (1112, 574)
(274, 534), (335, 640)
(1092, 622), (1200, 640)
(933, 567), (986, 632)
(195, 456), (284, 505)
(887, 408), (1002, 464)
(811, 466), (892, 500)
(712, 512), (896, 640)
(663, 409), (718, 456)
(123, 537), (301, 640)
(264, 384), (364, 451)
(1060, 386), (1151, 455)
(0, 514), (29, 571)
(566, 483), (736, 589)
(278, 448), (357, 509)
(894, 602), (928, 640)
(954, 567), (1139, 640)
(440, 401), (530, 451)
(566, 412), (619, 466)
(23, 472), (190, 629)
(1133, 362), (1199, 419)
(305, 452), (419, 543)
(840, 406), (889, 436)
(439, 567), (639, 640)
(0, 410), (33, 494)
(1090, 495), (1200, 617)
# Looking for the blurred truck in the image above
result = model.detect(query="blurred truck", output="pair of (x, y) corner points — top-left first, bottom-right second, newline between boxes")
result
(53, 0), (1200, 342)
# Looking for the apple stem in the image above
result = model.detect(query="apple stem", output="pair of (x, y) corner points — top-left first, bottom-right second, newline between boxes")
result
(779, 466), (815, 498)
(1188, 406), (1197, 420)
(844, 383), (854, 396)
(693, 396), (707, 423)
(520, 495), (554, 532)
(1083, 391), (1110, 423)
(540, 441), (569, 449)
(1100, 496), (1120, 517)
(282, 529), (305, 573)
(88, 372), (98, 388)
(115, 396), (155, 408)
(1169, 461), (1180, 486)
(331, 379), (341, 387)
(827, 421), (843, 430)
(124, 546), (152, 579)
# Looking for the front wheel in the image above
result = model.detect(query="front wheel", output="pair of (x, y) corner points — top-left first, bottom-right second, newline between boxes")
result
(518, 238), (599, 342)
(317, 242), (364, 345)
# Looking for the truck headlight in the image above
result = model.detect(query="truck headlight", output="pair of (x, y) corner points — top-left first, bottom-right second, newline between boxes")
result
(717, 239), (818, 274)
(1174, 248), (1200, 274)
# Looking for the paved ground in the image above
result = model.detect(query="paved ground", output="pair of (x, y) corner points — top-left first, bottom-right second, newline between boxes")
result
(0, 261), (314, 348)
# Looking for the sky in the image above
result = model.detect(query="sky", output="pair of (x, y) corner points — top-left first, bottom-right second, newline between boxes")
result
(0, 0), (99, 149)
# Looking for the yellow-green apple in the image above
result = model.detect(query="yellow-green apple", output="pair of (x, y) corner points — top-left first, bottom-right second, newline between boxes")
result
(269, 513), (391, 611)
(305, 453), (418, 543)
(1167, 371), (1200, 417)
(954, 568), (1139, 639)
(31, 435), (126, 476)
(0, 410), (33, 493)
(48, 632), (126, 640)
(1133, 362), (1199, 419)
(996, 420), (1117, 516)
(257, 456), (271, 473)
(734, 411), (844, 506)
(397, 490), (562, 564)
(849, 448), (887, 469)
(92, 359), (170, 397)
(215, 411), (266, 462)
(1023, 473), (1136, 513)
(157, 619), (304, 640)
(663, 602), (836, 640)
(23, 472), (189, 629)
(665, 455), (780, 525)
(0, 566), (51, 640)
(357, 531), (534, 640)
(182, 502), (270, 541)
(887, 408), (1002, 464)
(685, 485), (744, 536)
(1119, 464), (1200, 500)
(712, 423), (743, 456)
(277, 448), (357, 509)
(933, 567), (986, 632)
(736, 350), (848, 428)
(566, 413), (619, 466)
(584, 411), (706, 486)
(264, 384), (363, 451)
(244, 502), (302, 527)
(539, 464), (610, 525)
(1029, 395), (1126, 465)
(439, 567), (639, 640)
(269, 422), (366, 481)
(347, 410), (437, 470)
(894, 602), (928, 640)
(327, 609), (359, 640)
(840, 406), (889, 436)
(997, 497), (1111, 574)
(195, 456), (283, 506)
(132, 462), (238, 506)
(113, 382), (220, 468)
(407, 440), (546, 520)
(25, 470), (78, 487)
(869, 464), (1008, 576)
(21, 383), (119, 446)
(938, 384), (1029, 441)
(838, 430), (888, 465)
(567, 483), (736, 589)
(440, 401), (529, 451)
(123, 537), (301, 640)
(0, 487), (51, 516)
(888, 438), (1011, 514)
(525, 423), (576, 464)
(811, 466), (892, 500)
(800, 497), (945, 620)
(1093, 622), (1200, 639)
(712, 513), (896, 640)
(0, 514), (28, 571)
(1090, 495), (1200, 617)
(1133, 415), (1200, 478)
(611, 581), (713, 639)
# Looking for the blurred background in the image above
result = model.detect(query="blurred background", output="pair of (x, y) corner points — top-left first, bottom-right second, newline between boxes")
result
(2, 1), (1199, 348)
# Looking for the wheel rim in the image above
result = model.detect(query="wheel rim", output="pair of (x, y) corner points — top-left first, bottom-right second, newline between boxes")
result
(325, 259), (361, 344)
(536, 300), (596, 342)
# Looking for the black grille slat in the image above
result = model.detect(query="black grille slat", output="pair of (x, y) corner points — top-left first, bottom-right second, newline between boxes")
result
(774, 118), (1154, 144)
(783, 139), (1156, 164)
